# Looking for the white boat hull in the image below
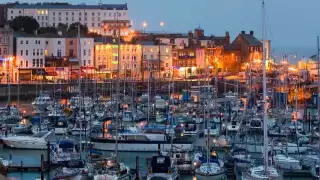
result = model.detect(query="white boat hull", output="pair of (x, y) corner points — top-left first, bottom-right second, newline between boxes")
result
(54, 128), (68, 135)
(195, 172), (226, 180)
(3, 140), (47, 149)
(93, 142), (193, 152)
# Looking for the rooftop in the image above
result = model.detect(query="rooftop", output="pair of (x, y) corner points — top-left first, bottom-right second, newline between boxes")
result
(9, 3), (128, 10)
(239, 34), (262, 46)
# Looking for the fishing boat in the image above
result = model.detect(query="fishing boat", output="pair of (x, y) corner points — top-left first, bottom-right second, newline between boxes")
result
(147, 155), (179, 180)
(2, 130), (56, 149)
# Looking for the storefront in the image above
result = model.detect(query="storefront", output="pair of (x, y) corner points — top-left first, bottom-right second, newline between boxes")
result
(18, 69), (32, 81)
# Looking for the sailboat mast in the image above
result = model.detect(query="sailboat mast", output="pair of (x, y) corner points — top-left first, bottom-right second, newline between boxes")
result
(262, 0), (268, 173)
(115, 12), (120, 165)
(77, 24), (83, 156)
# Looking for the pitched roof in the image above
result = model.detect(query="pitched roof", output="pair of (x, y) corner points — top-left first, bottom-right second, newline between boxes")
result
(239, 34), (262, 46)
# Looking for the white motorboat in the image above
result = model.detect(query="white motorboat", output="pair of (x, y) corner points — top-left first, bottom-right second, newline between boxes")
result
(155, 98), (167, 110)
(147, 155), (179, 180)
(51, 139), (80, 164)
(300, 148), (320, 168)
(122, 111), (133, 122)
(269, 148), (302, 170)
(204, 119), (219, 136)
(71, 120), (91, 136)
(91, 130), (193, 152)
(175, 119), (198, 136)
(51, 118), (69, 135)
(0, 157), (11, 167)
(32, 93), (54, 110)
(227, 120), (240, 132)
(242, 166), (283, 180)
(2, 130), (56, 149)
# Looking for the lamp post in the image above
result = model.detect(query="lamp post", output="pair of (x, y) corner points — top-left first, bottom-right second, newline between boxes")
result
(160, 21), (164, 32)
(142, 21), (147, 33)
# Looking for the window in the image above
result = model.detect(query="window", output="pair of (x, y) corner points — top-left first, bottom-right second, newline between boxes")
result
(46, 41), (48, 45)
(53, 23), (55, 26)
(53, 12), (55, 15)
(3, 48), (7, 55)
(85, 12), (87, 16)
(166, 48), (169, 53)
(151, 55), (154, 60)
(41, 16), (44, 20)
(166, 63), (168, 67)
(20, 50), (23, 56)
(92, 17), (94, 21)
(32, 59), (36, 67)
(44, 50), (48, 56)
(104, 12), (106, 16)
(26, 50), (28, 56)
(40, 59), (43, 67)
(41, 22), (44, 26)
(98, 23), (100, 27)
(20, 40), (23, 44)
(40, 49), (43, 55)
(83, 50), (86, 56)
(11, 10), (13, 14)
(79, 17), (81, 21)
(92, 23), (94, 27)
(109, 13), (111, 16)
(57, 50), (62, 57)
(33, 49), (35, 56)
(69, 49), (74, 56)
(118, 13), (121, 16)
(58, 17), (61, 21)
(59, 12), (61, 15)
(36, 59), (39, 67)
(72, 12), (74, 15)
(26, 41), (28, 44)
(98, 12), (100, 16)
(0, 48), (1, 55)
(19, 10), (21, 14)
(98, 17), (100, 21)
(88, 49), (91, 56)
(79, 12), (81, 16)
(20, 61), (23, 67)
(36, 49), (39, 56)
(53, 17), (55, 21)
(66, 17), (68, 21)
(83, 60), (86, 66)
(58, 41), (61, 45)
(72, 17), (74, 21)
(92, 12), (94, 16)
(26, 61), (28, 67)
(66, 12), (68, 16)
(45, 16), (48, 20)
(70, 40), (73, 45)
(88, 60), (91, 65)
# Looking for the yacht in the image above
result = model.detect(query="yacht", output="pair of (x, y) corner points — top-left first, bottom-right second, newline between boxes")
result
(175, 119), (198, 136)
(91, 129), (193, 152)
(12, 121), (32, 134)
(249, 117), (262, 132)
(194, 151), (226, 180)
(227, 120), (240, 132)
(2, 130), (56, 149)
(147, 155), (179, 180)
(300, 148), (320, 168)
(51, 118), (69, 135)
(269, 148), (302, 170)
(242, 166), (283, 180)
(51, 139), (80, 164)
(32, 93), (54, 110)
(230, 148), (252, 168)
(204, 120), (219, 136)
(71, 120), (92, 136)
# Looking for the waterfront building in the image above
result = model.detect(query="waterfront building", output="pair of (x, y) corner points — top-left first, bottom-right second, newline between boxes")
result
(15, 34), (94, 81)
(0, 25), (14, 82)
(5, 2), (130, 36)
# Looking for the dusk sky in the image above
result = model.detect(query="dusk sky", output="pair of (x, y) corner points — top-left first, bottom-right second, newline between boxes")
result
(27, 0), (320, 58)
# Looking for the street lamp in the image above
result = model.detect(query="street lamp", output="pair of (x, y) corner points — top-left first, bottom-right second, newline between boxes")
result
(142, 21), (147, 33)
(160, 21), (164, 32)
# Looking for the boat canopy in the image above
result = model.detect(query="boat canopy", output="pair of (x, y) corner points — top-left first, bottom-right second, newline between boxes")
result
(58, 140), (75, 149)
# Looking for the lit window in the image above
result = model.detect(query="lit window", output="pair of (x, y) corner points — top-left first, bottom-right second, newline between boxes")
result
(41, 10), (44, 15)
(45, 10), (48, 14)
(37, 10), (40, 14)
(166, 48), (169, 53)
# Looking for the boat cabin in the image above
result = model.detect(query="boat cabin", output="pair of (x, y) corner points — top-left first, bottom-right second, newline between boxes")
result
(150, 156), (171, 173)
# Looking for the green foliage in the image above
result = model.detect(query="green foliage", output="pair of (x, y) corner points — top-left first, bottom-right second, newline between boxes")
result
(37, 27), (58, 35)
(67, 22), (88, 36)
(10, 16), (39, 34)
(57, 23), (68, 35)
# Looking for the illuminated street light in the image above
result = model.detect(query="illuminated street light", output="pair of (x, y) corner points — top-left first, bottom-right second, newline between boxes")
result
(142, 21), (147, 33)
(160, 21), (165, 32)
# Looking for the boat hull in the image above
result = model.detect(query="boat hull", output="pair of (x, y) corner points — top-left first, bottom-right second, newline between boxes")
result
(2, 140), (47, 149)
(195, 172), (227, 180)
(92, 141), (193, 152)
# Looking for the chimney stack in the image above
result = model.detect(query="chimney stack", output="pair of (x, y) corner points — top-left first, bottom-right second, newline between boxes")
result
(241, 31), (245, 35)
(225, 31), (230, 44)
(250, 30), (254, 36)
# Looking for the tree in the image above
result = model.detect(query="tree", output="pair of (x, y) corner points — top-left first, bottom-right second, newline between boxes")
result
(37, 27), (58, 35)
(67, 22), (88, 36)
(57, 23), (68, 35)
(10, 16), (39, 34)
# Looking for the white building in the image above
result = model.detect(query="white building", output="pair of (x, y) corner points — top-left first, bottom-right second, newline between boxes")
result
(16, 35), (94, 80)
(7, 3), (130, 36)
